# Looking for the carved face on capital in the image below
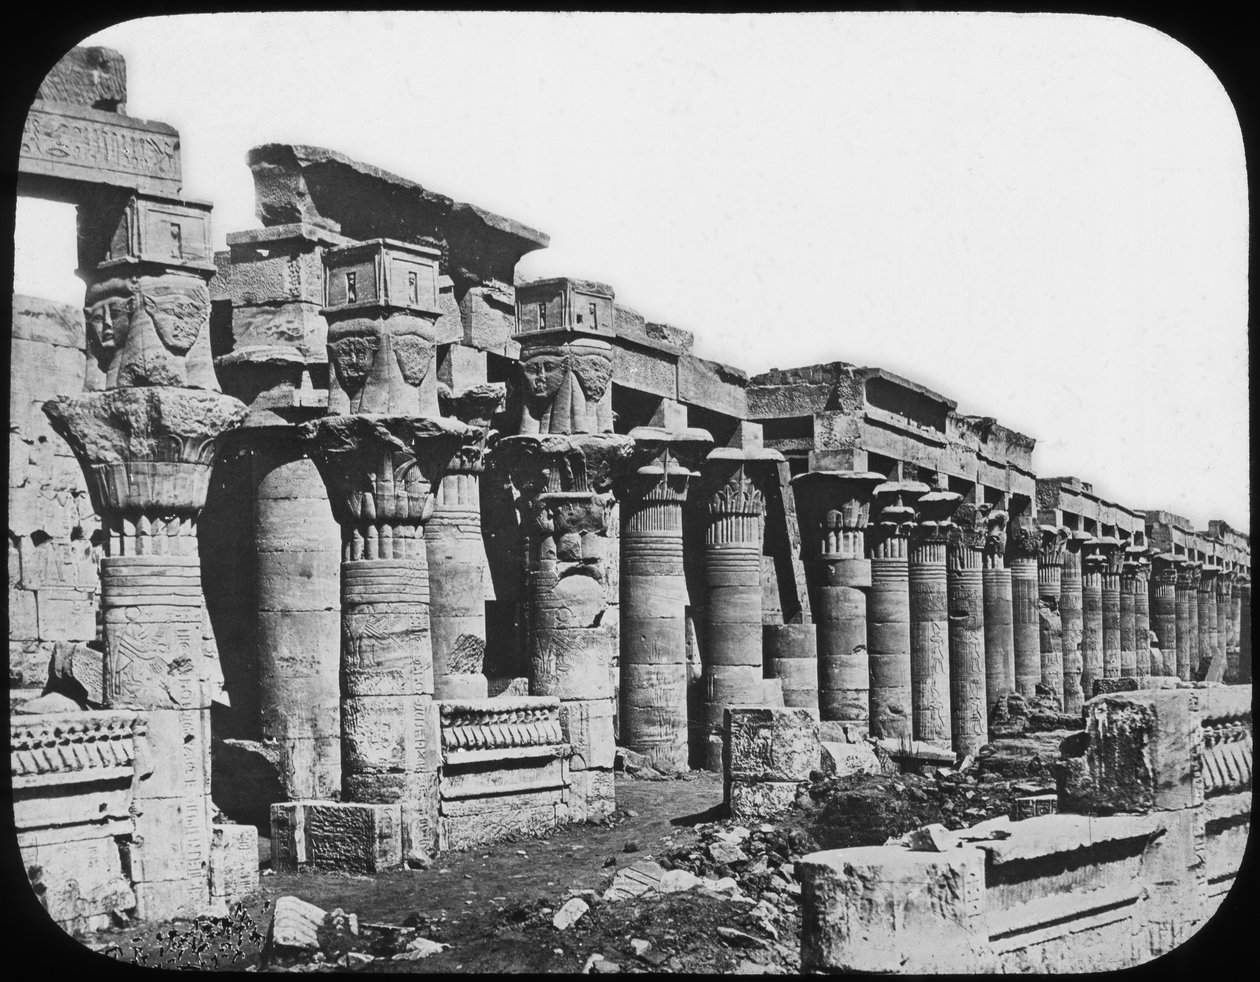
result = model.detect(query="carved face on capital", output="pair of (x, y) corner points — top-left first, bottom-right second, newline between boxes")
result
(84, 275), (209, 387)
(521, 348), (569, 403)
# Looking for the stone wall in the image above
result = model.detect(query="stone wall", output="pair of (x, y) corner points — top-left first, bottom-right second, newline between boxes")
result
(797, 684), (1251, 972)
(9, 296), (101, 699)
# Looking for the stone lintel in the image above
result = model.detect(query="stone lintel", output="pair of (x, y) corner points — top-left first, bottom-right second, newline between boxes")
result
(20, 103), (182, 199)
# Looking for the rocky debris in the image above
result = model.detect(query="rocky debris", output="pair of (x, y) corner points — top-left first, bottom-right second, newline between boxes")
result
(602, 860), (666, 901)
(614, 747), (679, 781)
(553, 897), (590, 930)
(820, 740), (880, 777)
(990, 691), (1080, 737)
(905, 823), (959, 852)
(390, 937), (451, 960)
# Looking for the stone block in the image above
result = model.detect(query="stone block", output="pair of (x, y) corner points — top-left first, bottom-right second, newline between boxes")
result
(35, 588), (97, 642)
(724, 706), (820, 783)
(559, 698), (616, 770)
(1061, 690), (1201, 814)
(8, 640), (53, 689)
(132, 877), (210, 923)
(21, 833), (135, 932)
(567, 769), (615, 823)
(11, 294), (86, 349)
(49, 640), (105, 705)
(820, 741), (880, 777)
(677, 353), (747, 417)
(209, 824), (259, 902)
(487, 676), (531, 698)
(727, 779), (799, 821)
(441, 754), (566, 800)
(460, 284), (517, 351)
(613, 343), (678, 399)
(36, 45), (127, 108)
(270, 801), (402, 874)
(799, 845), (992, 973)
(128, 796), (208, 883)
(9, 586), (38, 640)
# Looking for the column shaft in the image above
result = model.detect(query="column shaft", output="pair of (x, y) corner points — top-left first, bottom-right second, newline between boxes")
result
(1059, 547), (1085, 713)
(1178, 573), (1198, 681)
(1010, 558), (1040, 697)
(909, 539), (950, 743)
(1102, 568), (1121, 679)
(947, 547), (987, 755)
(1150, 568), (1178, 677)
(620, 493), (688, 769)
(252, 430), (341, 800)
(1119, 570), (1137, 678)
(1134, 570), (1151, 680)
(869, 538), (912, 741)
(1240, 580), (1252, 682)
(1081, 559), (1104, 697)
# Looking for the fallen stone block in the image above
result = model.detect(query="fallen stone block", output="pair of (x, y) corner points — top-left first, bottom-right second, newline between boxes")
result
(798, 845), (993, 973)
(602, 859), (666, 901)
(270, 801), (401, 873)
(820, 740), (879, 777)
(553, 897), (589, 929)
(727, 779), (800, 821)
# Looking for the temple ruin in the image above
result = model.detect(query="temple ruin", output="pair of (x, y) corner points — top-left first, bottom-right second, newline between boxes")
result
(10, 46), (1251, 964)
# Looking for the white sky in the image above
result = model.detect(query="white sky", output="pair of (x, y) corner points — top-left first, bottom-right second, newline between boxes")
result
(14, 11), (1249, 532)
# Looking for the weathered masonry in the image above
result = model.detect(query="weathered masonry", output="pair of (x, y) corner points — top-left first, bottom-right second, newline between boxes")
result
(10, 46), (1251, 932)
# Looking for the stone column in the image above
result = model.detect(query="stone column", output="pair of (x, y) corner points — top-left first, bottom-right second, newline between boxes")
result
(947, 504), (988, 754)
(1216, 570), (1233, 681)
(249, 425), (342, 801)
(1239, 576), (1252, 682)
(1080, 541), (1105, 698)
(44, 191), (247, 918)
(868, 481), (929, 742)
(1134, 555), (1152, 681)
(426, 383), (506, 699)
(1228, 573), (1244, 682)
(1097, 538), (1123, 679)
(45, 389), (247, 918)
(1119, 551), (1140, 678)
(300, 415), (475, 861)
(1036, 525), (1068, 709)
(791, 471), (884, 730)
(1197, 565), (1220, 678)
(694, 448), (779, 770)
(1007, 519), (1041, 698)
(498, 431), (634, 811)
(616, 426), (713, 771)
(1177, 562), (1200, 681)
(905, 489), (960, 746)
(1150, 554), (1179, 677)
(1059, 532), (1089, 713)
(981, 509), (1016, 713)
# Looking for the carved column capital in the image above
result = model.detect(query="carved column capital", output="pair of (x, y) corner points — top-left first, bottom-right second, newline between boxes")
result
(947, 501), (988, 570)
(616, 426), (714, 505)
(1038, 525), (1071, 567)
(438, 381), (506, 475)
(1198, 564), (1221, 594)
(791, 470), (884, 562)
(516, 335), (614, 436)
(1151, 552), (1182, 585)
(867, 480), (929, 554)
(982, 507), (1009, 569)
(44, 388), (247, 552)
(298, 413), (477, 559)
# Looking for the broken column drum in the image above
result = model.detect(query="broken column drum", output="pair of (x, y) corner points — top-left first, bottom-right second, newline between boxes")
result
(1080, 542), (1105, 698)
(1059, 532), (1088, 713)
(868, 481), (929, 741)
(1097, 538), (1122, 679)
(426, 383), (506, 700)
(1119, 554), (1139, 678)
(43, 195), (248, 916)
(1007, 518), (1042, 698)
(696, 448), (777, 770)
(1134, 556), (1152, 680)
(981, 509), (1016, 712)
(1177, 563), (1199, 681)
(617, 426), (713, 771)
(1149, 555), (1179, 677)
(906, 489), (961, 745)
(1197, 565), (1219, 677)
(947, 504), (988, 755)
(1036, 525), (1068, 709)
(791, 471), (884, 730)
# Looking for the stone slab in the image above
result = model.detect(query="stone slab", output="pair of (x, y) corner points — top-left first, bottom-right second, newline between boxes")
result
(270, 801), (402, 874)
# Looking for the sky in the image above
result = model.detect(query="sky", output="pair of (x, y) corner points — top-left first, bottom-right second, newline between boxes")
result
(13, 11), (1249, 532)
